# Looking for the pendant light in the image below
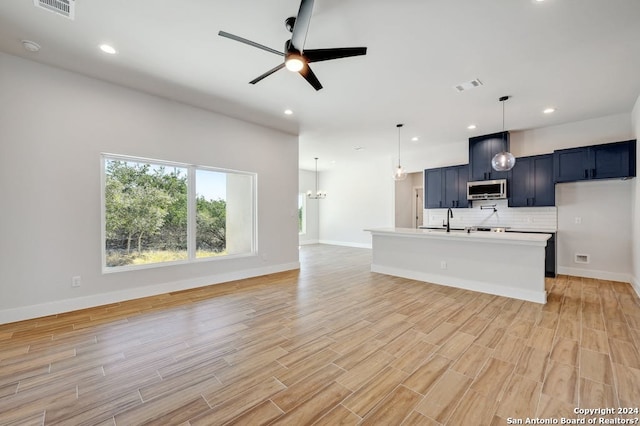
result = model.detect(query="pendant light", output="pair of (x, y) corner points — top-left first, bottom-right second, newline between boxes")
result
(491, 95), (516, 172)
(307, 157), (327, 199)
(393, 123), (408, 181)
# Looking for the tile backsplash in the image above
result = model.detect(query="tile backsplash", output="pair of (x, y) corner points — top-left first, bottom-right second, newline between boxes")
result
(424, 200), (557, 232)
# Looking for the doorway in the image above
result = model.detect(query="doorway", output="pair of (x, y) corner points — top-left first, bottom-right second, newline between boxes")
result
(414, 187), (423, 228)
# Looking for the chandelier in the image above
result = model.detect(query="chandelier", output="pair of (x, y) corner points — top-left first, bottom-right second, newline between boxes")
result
(307, 157), (327, 199)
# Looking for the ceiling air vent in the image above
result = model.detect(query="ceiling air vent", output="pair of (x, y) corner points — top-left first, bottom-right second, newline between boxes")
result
(454, 78), (483, 93)
(33, 0), (75, 20)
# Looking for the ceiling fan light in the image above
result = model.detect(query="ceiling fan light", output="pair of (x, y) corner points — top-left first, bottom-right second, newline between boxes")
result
(491, 151), (516, 171)
(285, 56), (304, 72)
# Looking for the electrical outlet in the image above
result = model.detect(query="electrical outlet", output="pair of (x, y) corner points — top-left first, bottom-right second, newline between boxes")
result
(440, 260), (447, 269)
(71, 276), (81, 287)
(574, 217), (582, 224)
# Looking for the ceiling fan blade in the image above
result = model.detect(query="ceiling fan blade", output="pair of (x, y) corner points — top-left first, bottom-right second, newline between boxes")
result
(305, 47), (368, 63)
(299, 64), (323, 91)
(218, 31), (284, 56)
(290, 0), (315, 52)
(249, 63), (286, 85)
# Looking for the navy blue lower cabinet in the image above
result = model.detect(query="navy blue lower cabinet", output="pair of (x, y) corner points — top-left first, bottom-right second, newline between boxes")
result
(508, 154), (554, 207)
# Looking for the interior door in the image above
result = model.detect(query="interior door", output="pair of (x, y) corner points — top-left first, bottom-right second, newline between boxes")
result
(415, 187), (424, 228)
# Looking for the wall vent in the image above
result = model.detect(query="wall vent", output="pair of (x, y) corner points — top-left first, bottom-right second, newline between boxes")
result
(574, 254), (590, 264)
(454, 78), (483, 93)
(33, 0), (75, 20)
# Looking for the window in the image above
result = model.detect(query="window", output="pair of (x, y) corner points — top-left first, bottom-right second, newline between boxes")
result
(102, 154), (256, 271)
(298, 193), (306, 235)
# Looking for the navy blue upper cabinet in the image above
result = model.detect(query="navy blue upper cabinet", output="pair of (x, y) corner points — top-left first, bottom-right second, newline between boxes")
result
(554, 140), (636, 183)
(424, 165), (469, 209)
(508, 154), (555, 207)
(443, 165), (469, 208)
(424, 168), (443, 208)
(469, 131), (510, 181)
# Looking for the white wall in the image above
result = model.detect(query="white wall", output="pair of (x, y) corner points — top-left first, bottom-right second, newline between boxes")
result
(632, 95), (640, 297)
(556, 180), (633, 282)
(394, 175), (414, 228)
(319, 158), (394, 248)
(299, 169), (319, 245)
(0, 53), (300, 324)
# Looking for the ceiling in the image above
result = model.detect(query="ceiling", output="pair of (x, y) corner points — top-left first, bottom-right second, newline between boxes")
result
(1, 0), (640, 171)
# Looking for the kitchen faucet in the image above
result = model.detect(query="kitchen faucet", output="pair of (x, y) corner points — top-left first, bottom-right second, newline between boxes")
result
(446, 208), (453, 232)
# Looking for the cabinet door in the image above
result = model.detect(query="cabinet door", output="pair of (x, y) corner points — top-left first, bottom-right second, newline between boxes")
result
(508, 157), (532, 207)
(469, 138), (489, 181)
(469, 132), (510, 181)
(532, 154), (555, 206)
(454, 165), (469, 208)
(443, 167), (459, 208)
(424, 168), (443, 208)
(509, 154), (554, 207)
(553, 147), (589, 183)
(591, 141), (632, 179)
(545, 233), (556, 277)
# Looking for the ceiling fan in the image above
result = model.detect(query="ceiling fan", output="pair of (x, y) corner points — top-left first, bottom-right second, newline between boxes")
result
(218, 0), (367, 91)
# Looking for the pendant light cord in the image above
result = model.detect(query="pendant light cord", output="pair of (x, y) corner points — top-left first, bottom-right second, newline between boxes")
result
(499, 95), (509, 133)
(314, 157), (319, 194)
(397, 123), (403, 167)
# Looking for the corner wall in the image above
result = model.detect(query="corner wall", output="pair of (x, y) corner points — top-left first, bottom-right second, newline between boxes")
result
(299, 169), (320, 245)
(0, 53), (300, 324)
(632, 95), (640, 297)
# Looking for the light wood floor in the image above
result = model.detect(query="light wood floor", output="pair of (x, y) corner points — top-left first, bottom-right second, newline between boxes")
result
(1, 244), (640, 425)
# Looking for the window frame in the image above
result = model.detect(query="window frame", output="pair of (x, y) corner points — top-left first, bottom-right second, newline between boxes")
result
(100, 153), (257, 273)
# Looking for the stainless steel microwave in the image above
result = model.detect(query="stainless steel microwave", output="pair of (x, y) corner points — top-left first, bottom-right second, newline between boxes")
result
(467, 179), (507, 200)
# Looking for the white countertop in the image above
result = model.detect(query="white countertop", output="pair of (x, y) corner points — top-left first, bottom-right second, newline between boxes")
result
(366, 227), (551, 245)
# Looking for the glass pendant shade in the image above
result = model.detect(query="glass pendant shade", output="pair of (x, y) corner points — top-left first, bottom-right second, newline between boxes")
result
(491, 95), (516, 172)
(491, 151), (516, 171)
(394, 165), (408, 181)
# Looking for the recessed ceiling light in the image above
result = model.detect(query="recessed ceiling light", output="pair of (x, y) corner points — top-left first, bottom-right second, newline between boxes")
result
(467, 124), (477, 130)
(21, 40), (41, 52)
(99, 44), (117, 55)
(543, 107), (556, 114)
(411, 137), (419, 142)
(284, 109), (293, 115)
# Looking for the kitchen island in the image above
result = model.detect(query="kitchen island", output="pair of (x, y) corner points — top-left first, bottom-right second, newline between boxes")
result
(365, 228), (551, 303)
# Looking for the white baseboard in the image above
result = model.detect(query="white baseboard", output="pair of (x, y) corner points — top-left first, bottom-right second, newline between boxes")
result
(0, 262), (300, 325)
(299, 239), (319, 246)
(318, 239), (372, 249)
(631, 275), (640, 299)
(371, 264), (546, 304)
(557, 266), (632, 284)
